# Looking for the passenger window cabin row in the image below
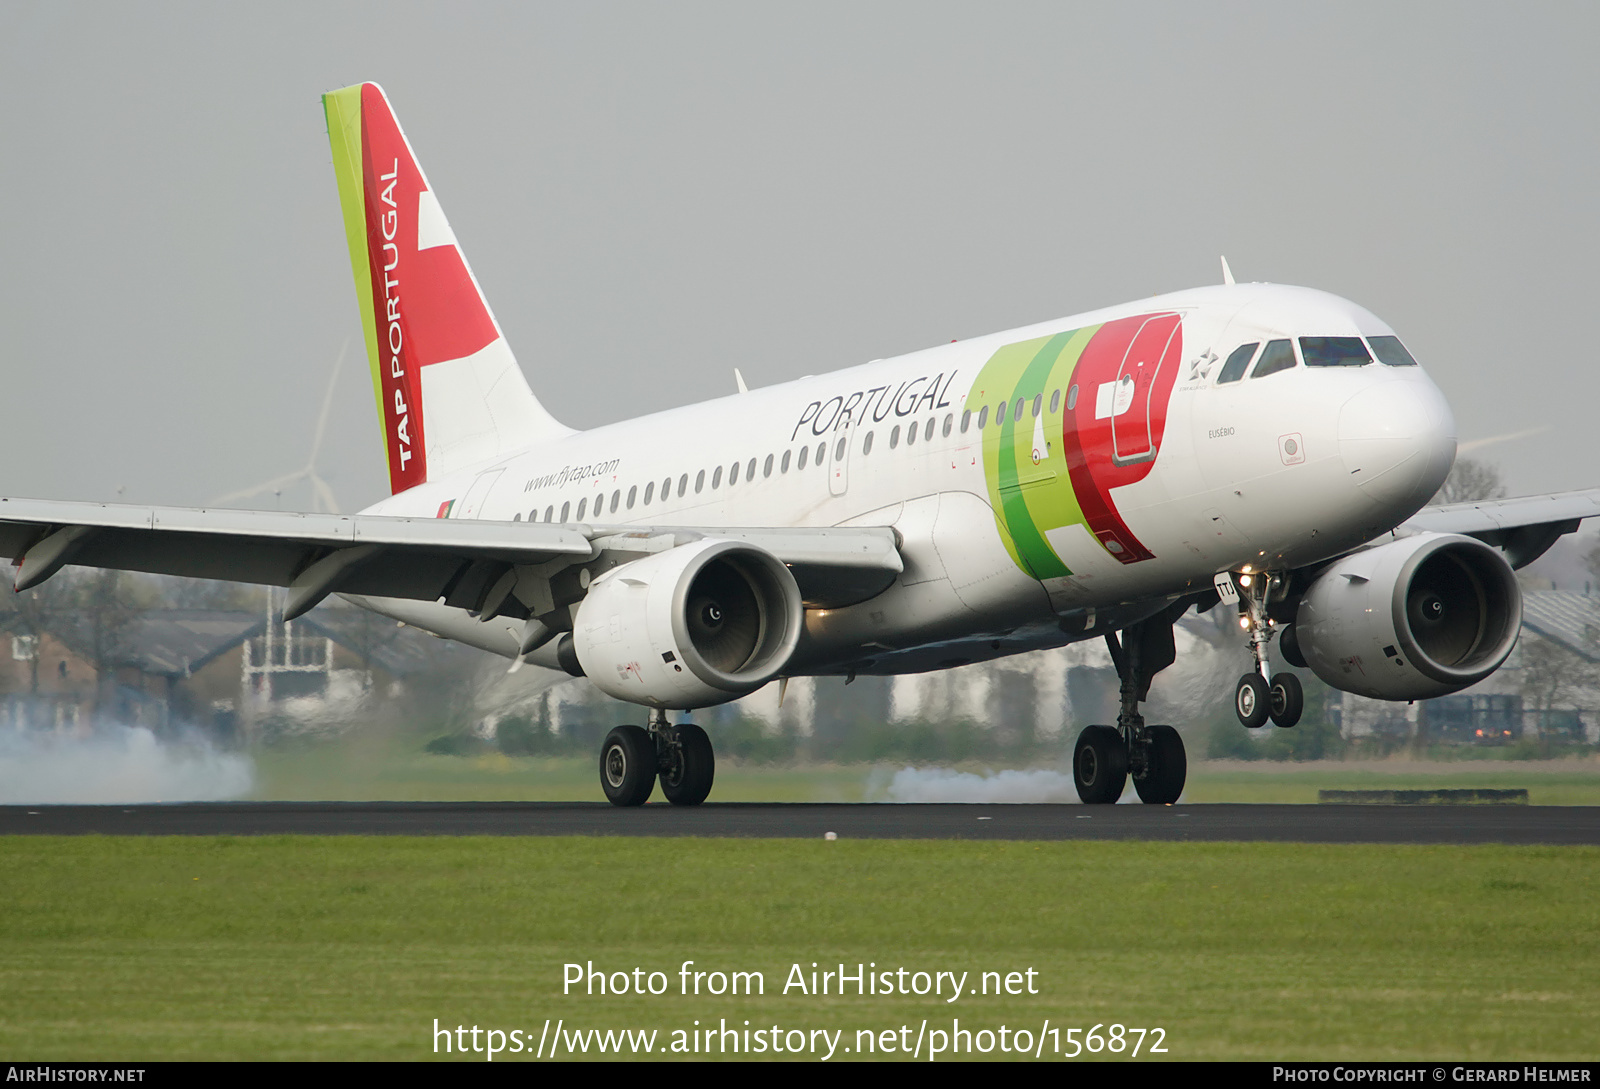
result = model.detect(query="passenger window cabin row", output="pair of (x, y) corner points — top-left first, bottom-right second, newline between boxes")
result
(509, 391), (1086, 525)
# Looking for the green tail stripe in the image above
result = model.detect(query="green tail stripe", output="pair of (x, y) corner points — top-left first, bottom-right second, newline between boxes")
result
(322, 85), (388, 468)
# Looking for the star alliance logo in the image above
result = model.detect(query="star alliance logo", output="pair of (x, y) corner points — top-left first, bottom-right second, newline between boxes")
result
(1187, 349), (1218, 382)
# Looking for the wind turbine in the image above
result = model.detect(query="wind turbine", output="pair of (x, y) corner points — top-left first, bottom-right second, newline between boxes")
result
(211, 340), (348, 514)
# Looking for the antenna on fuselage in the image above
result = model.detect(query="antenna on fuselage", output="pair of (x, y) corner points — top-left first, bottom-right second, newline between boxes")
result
(734, 368), (750, 394)
(1221, 256), (1236, 286)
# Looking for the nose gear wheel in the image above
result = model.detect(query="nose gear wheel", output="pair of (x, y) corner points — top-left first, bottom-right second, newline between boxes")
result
(1269, 673), (1303, 728)
(1235, 673), (1270, 729)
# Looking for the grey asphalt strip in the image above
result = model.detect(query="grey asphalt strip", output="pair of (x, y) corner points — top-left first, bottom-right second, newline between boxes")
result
(0, 802), (1597, 844)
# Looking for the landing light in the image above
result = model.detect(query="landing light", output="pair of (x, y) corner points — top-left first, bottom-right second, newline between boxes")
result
(1239, 574), (1253, 587)
(1239, 617), (1251, 629)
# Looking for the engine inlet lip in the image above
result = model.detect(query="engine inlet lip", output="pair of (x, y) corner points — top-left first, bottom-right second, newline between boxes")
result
(669, 540), (802, 692)
(1389, 535), (1522, 685)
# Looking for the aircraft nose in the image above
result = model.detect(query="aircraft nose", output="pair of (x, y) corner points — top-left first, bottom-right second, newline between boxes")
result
(1338, 378), (1457, 511)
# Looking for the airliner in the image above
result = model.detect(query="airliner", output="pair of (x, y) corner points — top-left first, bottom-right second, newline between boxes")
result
(4, 83), (1597, 806)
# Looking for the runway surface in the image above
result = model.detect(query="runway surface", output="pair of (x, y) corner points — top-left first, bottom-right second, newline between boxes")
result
(1, 802), (1597, 843)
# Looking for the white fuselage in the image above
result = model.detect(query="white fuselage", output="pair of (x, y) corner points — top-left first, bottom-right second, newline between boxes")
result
(363, 282), (1456, 677)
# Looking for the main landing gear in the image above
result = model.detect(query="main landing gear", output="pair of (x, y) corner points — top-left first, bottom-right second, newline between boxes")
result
(1073, 604), (1190, 805)
(1230, 571), (1302, 730)
(599, 709), (715, 807)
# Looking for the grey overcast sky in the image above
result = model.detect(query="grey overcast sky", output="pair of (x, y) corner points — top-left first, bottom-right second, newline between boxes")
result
(2, 2), (1597, 513)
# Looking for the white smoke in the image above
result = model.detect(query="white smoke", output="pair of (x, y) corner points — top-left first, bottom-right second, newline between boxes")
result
(870, 765), (1086, 803)
(0, 724), (255, 804)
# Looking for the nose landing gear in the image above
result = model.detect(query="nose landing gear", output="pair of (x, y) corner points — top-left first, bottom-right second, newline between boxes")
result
(1228, 571), (1303, 729)
(599, 709), (716, 807)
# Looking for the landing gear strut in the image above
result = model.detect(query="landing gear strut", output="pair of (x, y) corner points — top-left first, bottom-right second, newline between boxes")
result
(599, 709), (716, 807)
(1230, 571), (1302, 729)
(1073, 603), (1189, 805)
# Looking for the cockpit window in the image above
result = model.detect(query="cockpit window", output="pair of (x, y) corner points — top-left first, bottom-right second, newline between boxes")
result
(1252, 339), (1297, 379)
(1367, 335), (1418, 366)
(1217, 343), (1258, 384)
(1300, 336), (1371, 367)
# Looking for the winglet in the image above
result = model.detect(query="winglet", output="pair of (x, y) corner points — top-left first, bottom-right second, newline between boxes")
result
(1221, 256), (1236, 286)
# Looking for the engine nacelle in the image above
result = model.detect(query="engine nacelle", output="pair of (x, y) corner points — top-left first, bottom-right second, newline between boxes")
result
(1295, 532), (1522, 701)
(572, 538), (803, 709)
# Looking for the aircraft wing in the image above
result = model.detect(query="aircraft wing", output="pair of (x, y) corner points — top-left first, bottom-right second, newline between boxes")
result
(1400, 488), (1600, 568)
(0, 497), (903, 620)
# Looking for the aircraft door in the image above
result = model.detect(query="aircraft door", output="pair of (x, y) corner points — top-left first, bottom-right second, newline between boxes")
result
(456, 468), (504, 520)
(828, 422), (851, 497)
(1111, 314), (1182, 466)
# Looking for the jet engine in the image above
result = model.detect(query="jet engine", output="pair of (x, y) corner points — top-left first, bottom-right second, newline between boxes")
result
(572, 538), (803, 709)
(1293, 532), (1522, 701)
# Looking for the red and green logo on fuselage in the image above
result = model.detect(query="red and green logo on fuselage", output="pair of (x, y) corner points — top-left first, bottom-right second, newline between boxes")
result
(969, 312), (1182, 579)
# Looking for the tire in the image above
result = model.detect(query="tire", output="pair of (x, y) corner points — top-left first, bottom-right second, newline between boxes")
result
(1235, 673), (1270, 729)
(1134, 724), (1186, 804)
(1073, 724), (1128, 804)
(1269, 673), (1304, 729)
(599, 725), (656, 806)
(659, 723), (715, 806)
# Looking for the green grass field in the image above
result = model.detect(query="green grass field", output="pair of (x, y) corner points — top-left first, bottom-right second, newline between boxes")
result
(250, 745), (1600, 805)
(2, 836), (1597, 1061)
